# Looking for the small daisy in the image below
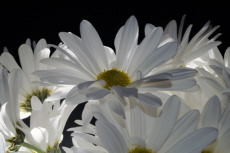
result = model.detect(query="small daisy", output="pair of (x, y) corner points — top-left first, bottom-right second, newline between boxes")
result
(0, 68), (28, 152)
(64, 95), (217, 153)
(20, 96), (77, 153)
(0, 39), (69, 118)
(199, 96), (230, 153)
(34, 16), (197, 107)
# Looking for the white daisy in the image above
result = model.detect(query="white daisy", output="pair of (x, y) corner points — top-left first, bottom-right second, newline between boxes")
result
(0, 68), (27, 152)
(64, 95), (217, 153)
(34, 15), (197, 108)
(152, 15), (222, 71)
(20, 96), (77, 153)
(0, 39), (68, 119)
(199, 96), (230, 153)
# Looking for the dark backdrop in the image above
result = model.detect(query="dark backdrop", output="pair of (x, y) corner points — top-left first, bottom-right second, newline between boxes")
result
(0, 1), (229, 149)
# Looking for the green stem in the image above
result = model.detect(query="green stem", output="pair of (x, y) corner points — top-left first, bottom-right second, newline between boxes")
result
(22, 142), (44, 153)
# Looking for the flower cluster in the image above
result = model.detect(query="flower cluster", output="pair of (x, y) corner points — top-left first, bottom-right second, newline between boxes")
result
(0, 15), (230, 153)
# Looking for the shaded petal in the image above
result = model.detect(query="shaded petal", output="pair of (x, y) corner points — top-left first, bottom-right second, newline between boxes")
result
(0, 52), (20, 72)
(96, 120), (127, 153)
(200, 96), (220, 128)
(137, 93), (162, 107)
(111, 86), (138, 98)
(159, 110), (200, 153)
(65, 86), (87, 105)
(85, 87), (111, 100)
(164, 20), (177, 40)
(0, 132), (6, 153)
(144, 23), (156, 36)
(147, 95), (180, 151)
(165, 127), (217, 153)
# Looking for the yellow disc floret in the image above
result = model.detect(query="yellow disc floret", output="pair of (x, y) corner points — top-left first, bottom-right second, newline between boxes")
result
(96, 68), (131, 89)
(20, 88), (52, 112)
(129, 147), (154, 153)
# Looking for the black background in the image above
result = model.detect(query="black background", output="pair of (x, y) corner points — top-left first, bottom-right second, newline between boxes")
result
(0, 1), (229, 149)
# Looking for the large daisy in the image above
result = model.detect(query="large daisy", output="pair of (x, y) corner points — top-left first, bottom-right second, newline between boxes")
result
(64, 95), (217, 153)
(0, 39), (69, 118)
(199, 96), (230, 153)
(34, 16), (197, 107)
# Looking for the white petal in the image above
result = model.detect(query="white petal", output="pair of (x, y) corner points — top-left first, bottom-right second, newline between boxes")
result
(30, 127), (47, 151)
(80, 20), (108, 70)
(65, 86), (87, 105)
(116, 16), (139, 70)
(128, 27), (163, 75)
(144, 23), (156, 36)
(96, 120), (127, 153)
(104, 46), (116, 68)
(182, 41), (221, 62)
(137, 93), (162, 107)
(200, 96), (220, 128)
(219, 104), (230, 136)
(147, 95), (180, 151)
(18, 44), (36, 81)
(111, 86), (138, 98)
(164, 20), (177, 40)
(85, 87), (111, 100)
(214, 128), (230, 153)
(159, 110), (200, 153)
(0, 52), (20, 72)
(31, 96), (43, 111)
(165, 127), (217, 153)
(224, 47), (230, 67)
(59, 32), (100, 75)
(136, 42), (177, 76)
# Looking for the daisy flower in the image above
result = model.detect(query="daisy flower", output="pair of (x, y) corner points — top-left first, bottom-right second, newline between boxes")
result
(19, 96), (77, 153)
(34, 15), (197, 108)
(0, 68), (28, 152)
(64, 95), (217, 153)
(199, 96), (230, 153)
(0, 39), (68, 118)
(152, 15), (222, 71)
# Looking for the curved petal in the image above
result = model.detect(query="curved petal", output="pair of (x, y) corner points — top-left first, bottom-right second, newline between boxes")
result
(96, 120), (127, 153)
(200, 96), (220, 128)
(80, 20), (109, 70)
(147, 95), (180, 151)
(115, 16), (139, 70)
(165, 127), (217, 153)
(137, 93), (162, 107)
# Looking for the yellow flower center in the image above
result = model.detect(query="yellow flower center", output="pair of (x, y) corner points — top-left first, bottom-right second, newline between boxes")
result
(129, 147), (154, 153)
(96, 68), (131, 89)
(202, 150), (212, 153)
(20, 88), (52, 112)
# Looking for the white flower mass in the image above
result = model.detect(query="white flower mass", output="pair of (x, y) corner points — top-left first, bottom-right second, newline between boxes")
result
(0, 15), (230, 153)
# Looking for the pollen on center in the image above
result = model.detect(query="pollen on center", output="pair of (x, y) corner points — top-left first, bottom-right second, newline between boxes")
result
(129, 147), (154, 153)
(20, 88), (52, 112)
(96, 68), (131, 89)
